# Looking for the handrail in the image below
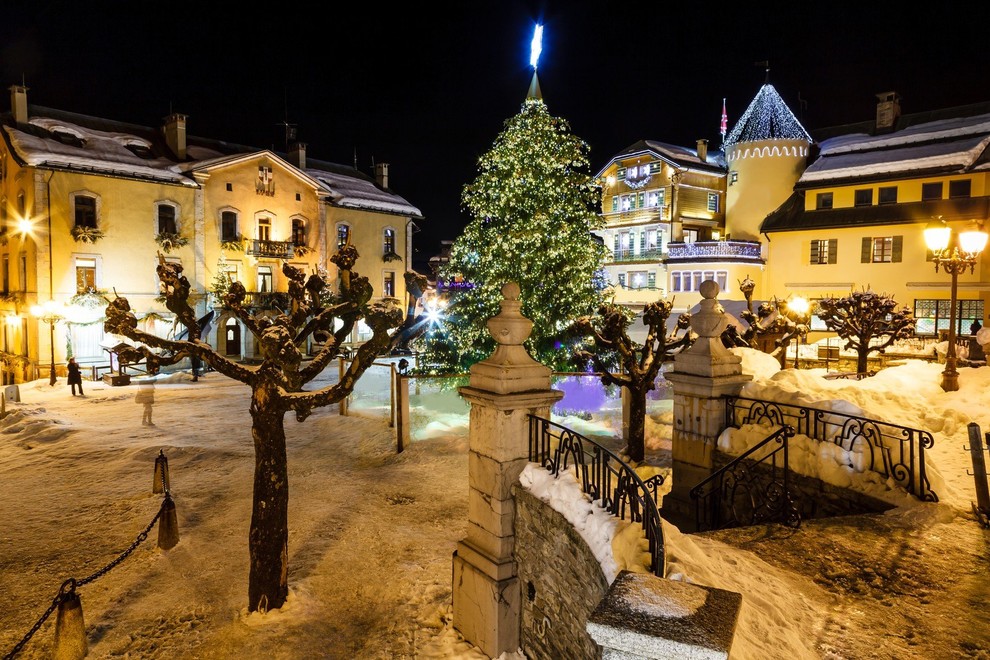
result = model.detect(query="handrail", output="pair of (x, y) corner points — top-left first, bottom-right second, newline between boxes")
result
(690, 425), (799, 532)
(528, 415), (666, 577)
(724, 395), (937, 502)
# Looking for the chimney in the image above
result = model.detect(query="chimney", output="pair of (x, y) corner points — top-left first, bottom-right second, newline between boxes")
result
(162, 113), (188, 160)
(696, 139), (708, 162)
(875, 91), (901, 133)
(375, 162), (389, 189)
(289, 141), (306, 170)
(10, 85), (28, 127)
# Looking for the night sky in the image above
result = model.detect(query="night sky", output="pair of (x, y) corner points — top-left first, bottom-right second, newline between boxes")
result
(3, 2), (989, 271)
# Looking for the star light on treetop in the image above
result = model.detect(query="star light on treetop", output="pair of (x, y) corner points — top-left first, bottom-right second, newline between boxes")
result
(530, 24), (543, 70)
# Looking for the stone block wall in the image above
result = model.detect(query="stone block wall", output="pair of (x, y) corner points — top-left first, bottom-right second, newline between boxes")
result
(513, 486), (609, 660)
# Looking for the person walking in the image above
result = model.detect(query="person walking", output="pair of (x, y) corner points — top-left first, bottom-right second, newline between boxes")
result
(67, 357), (84, 396)
(136, 380), (155, 425)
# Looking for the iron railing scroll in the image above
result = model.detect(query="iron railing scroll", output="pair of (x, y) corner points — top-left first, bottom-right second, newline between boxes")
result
(689, 425), (799, 532)
(528, 415), (666, 577)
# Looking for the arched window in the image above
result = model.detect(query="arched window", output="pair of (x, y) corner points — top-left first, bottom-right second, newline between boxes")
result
(292, 218), (306, 246)
(221, 211), (238, 242)
(337, 224), (350, 250)
(383, 228), (395, 255)
(74, 194), (97, 228)
(157, 203), (177, 235)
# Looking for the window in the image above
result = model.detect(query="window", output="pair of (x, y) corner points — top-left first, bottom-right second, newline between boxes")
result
(729, 171), (739, 185)
(221, 211), (238, 242)
(707, 192), (719, 213)
(949, 179), (972, 199)
(257, 217), (271, 241)
(157, 204), (177, 235)
(337, 224), (350, 249)
(629, 271), (647, 289)
(862, 236), (902, 263)
(644, 229), (658, 254)
(257, 265), (273, 293)
(922, 182), (943, 201)
(74, 195), (97, 228)
(610, 196), (618, 212)
(645, 191), (660, 208)
(295, 193), (301, 201)
(383, 271), (395, 297)
(2, 255), (8, 293)
(226, 183), (233, 192)
(620, 195), (633, 212)
(383, 228), (395, 254)
(221, 261), (239, 284)
(16, 191), (25, 215)
(647, 272), (656, 289)
(914, 299), (984, 336)
(854, 189), (873, 207)
(810, 239), (837, 264)
(617, 273), (626, 287)
(291, 219), (306, 246)
(0, 197), (6, 234)
(878, 187), (897, 204)
(52, 129), (84, 147)
(815, 192), (833, 210)
(75, 258), (97, 293)
(682, 229), (699, 243)
(671, 272), (681, 292)
(125, 143), (153, 159)
(18, 253), (26, 292)
(670, 270), (728, 292)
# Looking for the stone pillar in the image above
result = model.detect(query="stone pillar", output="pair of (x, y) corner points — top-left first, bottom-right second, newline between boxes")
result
(664, 280), (752, 531)
(453, 282), (563, 658)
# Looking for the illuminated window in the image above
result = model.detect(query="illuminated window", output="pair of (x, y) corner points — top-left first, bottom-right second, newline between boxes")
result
(383, 271), (395, 297)
(18, 253), (26, 292)
(337, 224), (350, 249)
(707, 192), (719, 213)
(257, 217), (271, 241)
(384, 228), (395, 254)
(75, 257), (96, 293)
(221, 211), (238, 242)
(74, 195), (97, 228)
(2, 255), (8, 293)
(257, 265), (273, 293)
(617, 273), (626, 287)
(811, 239), (837, 264)
(863, 236), (902, 263)
(157, 204), (177, 234)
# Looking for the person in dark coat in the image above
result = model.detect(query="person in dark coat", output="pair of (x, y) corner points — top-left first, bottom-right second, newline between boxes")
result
(66, 357), (83, 396)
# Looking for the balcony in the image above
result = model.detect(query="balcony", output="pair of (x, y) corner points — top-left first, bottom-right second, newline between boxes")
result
(610, 248), (663, 263)
(664, 240), (763, 264)
(246, 239), (295, 259)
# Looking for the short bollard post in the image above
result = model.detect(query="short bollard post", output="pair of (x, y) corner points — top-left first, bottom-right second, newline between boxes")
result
(967, 423), (990, 524)
(53, 581), (87, 660)
(158, 492), (179, 550)
(153, 449), (170, 494)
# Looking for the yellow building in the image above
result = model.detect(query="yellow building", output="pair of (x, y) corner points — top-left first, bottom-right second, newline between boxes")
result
(761, 92), (990, 338)
(595, 139), (727, 313)
(0, 85), (422, 383)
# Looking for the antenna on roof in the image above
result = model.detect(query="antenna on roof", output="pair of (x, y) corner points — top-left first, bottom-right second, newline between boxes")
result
(755, 60), (770, 83)
(278, 89), (297, 152)
(353, 147), (357, 170)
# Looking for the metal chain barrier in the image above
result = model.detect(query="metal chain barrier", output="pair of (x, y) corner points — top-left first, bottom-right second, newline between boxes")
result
(3, 491), (172, 660)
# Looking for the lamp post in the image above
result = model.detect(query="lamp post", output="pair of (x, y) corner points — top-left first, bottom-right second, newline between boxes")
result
(924, 217), (988, 392)
(788, 296), (810, 369)
(30, 300), (61, 386)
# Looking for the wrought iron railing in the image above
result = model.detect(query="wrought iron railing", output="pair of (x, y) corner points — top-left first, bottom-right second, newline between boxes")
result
(724, 396), (938, 502)
(665, 240), (763, 263)
(245, 239), (294, 259)
(690, 425), (799, 532)
(528, 415), (666, 577)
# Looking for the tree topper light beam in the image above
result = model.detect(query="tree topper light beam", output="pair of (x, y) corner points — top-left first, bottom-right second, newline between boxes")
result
(530, 24), (543, 70)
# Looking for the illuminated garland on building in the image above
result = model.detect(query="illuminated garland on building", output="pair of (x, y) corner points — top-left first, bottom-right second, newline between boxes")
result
(723, 84), (811, 147)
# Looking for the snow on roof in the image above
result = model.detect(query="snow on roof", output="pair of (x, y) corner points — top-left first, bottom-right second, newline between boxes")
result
(799, 112), (990, 183)
(6, 117), (196, 186)
(308, 167), (423, 218)
(724, 84), (811, 147)
(596, 139), (726, 178)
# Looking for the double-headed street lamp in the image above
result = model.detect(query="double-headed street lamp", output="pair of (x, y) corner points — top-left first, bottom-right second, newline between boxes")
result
(923, 217), (988, 392)
(30, 300), (62, 386)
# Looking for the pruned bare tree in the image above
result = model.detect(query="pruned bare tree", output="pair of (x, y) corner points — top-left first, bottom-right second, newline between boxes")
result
(571, 299), (693, 462)
(104, 246), (405, 612)
(816, 289), (916, 375)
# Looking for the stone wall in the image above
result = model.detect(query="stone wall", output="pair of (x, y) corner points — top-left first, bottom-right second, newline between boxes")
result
(513, 486), (609, 660)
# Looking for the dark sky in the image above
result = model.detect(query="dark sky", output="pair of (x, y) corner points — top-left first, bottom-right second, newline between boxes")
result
(3, 2), (990, 271)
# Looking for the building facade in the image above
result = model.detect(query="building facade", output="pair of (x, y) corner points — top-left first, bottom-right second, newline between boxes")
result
(0, 85), (422, 382)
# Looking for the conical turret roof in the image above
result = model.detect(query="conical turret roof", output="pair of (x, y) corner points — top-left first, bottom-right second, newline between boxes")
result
(724, 84), (811, 147)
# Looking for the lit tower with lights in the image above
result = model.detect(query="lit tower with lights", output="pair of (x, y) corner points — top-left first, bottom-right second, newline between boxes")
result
(724, 78), (811, 242)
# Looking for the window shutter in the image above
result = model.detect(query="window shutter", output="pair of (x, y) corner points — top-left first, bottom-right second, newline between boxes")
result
(828, 239), (837, 264)
(892, 235), (903, 262)
(640, 232), (646, 251)
(613, 234), (620, 253)
(861, 237), (872, 263)
(810, 240), (819, 264)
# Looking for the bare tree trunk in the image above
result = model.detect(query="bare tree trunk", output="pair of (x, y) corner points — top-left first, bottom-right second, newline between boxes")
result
(247, 386), (289, 612)
(626, 387), (647, 463)
(857, 349), (870, 375)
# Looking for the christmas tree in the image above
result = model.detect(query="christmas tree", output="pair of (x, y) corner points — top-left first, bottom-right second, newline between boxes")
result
(428, 96), (608, 371)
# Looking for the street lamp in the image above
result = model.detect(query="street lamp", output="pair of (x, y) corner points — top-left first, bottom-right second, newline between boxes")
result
(30, 300), (62, 386)
(924, 217), (988, 392)
(788, 296), (810, 368)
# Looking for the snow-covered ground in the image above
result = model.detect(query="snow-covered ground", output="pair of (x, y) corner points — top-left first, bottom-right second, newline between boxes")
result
(1, 350), (988, 659)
